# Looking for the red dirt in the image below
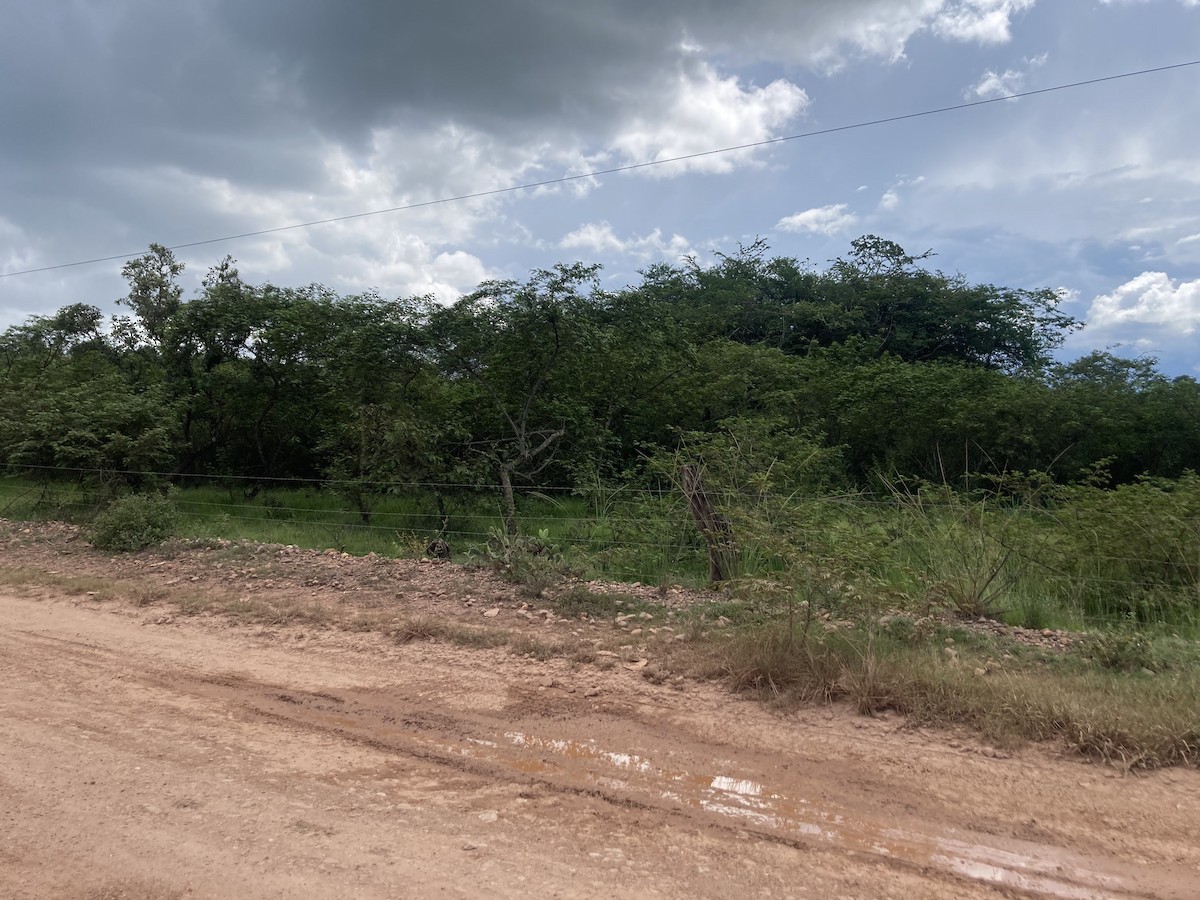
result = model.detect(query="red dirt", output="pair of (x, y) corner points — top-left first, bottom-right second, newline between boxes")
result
(2, 524), (1199, 898)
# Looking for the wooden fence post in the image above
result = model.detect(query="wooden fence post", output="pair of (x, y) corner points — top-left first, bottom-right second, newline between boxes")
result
(680, 463), (737, 584)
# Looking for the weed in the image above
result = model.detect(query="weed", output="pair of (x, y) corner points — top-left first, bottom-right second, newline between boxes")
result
(552, 586), (647, 620)
(509, 634), (565, 660)
(391, 616), (443, 644)
(484, 526), (570, 588)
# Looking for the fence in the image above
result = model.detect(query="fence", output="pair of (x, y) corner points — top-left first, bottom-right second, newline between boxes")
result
(2, 463), (1199, 631)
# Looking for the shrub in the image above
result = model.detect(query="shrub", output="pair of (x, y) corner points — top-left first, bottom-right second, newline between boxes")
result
(484, 526), (568, 589)
(88, 492), (179, 551)
(1083, 629), (1162, 672)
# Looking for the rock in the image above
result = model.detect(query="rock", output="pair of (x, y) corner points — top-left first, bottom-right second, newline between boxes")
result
(973, 667), (986, 677)
(539, 676), (555, 688)
(943, 647), (958, 658)
(629, 628), (643, 637)
(462, 842), (478, 851)
(483, 608), (500, 618)
(626, 659), (649, 670)
(584, 688), (600, 698)
(673, 634), (686, 642)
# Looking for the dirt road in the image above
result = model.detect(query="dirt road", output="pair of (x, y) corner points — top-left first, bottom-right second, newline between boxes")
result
(2, 576), (1199, 897)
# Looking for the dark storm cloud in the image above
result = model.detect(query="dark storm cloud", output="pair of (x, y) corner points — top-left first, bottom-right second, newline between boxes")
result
(1, 0), (925, 163)
(0, 0), (921, 273)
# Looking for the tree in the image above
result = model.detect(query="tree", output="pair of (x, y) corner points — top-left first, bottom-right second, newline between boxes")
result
(311, 293), (459, 522)
(115, 244), (185, 348)
(826, 236), (1081, 373)
(0, 311), (175, 482)
(429, 263), (602, 533)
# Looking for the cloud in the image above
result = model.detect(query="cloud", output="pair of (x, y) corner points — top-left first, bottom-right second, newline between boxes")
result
(932, 0), (1037, 43)
(776, 204), (859, 236)
(877, 175), (925, 212)
(965, 52), (1047, 100)
(609, 58), (808, 176)
(1087, 271), (1200, 334)
(559, 223), (690, 261)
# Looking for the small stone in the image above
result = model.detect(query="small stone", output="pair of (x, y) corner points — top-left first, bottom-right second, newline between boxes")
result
(462, 842), (478, 851)
(483, 608), (500, 618)
(973, 667), (986, 677)
(540, 676), (555, 688)
(584, 688), (600, 698)
(673, 634), (686, 642)
(943, 647), (958, 658)
(626, 659), (649, 670)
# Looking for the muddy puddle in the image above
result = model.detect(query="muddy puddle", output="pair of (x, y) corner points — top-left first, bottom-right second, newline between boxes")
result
(190, 677), (1189, 899)
(491, 731), (1127, 899)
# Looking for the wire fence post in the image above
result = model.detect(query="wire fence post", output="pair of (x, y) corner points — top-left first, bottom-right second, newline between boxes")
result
(679, 463), (737, 585)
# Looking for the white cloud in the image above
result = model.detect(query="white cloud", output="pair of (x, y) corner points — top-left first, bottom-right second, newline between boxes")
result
(610, 58), (808, 177)
(1087, 271), (1200, 334)
(878, 175), (924, 211)
(559, 222), (690, 261)
(776, 204), (859, 236)
(966, 52), (1046, 99)
(932, 0), (1037, 44)
(968, 67), (1025, 99)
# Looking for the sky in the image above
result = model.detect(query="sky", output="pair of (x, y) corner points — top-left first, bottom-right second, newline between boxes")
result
(1, 0), (1198, 374)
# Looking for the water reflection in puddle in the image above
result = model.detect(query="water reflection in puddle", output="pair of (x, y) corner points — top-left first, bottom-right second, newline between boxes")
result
(492, 730), (1125, 900)
(297, 703), (1130, 899)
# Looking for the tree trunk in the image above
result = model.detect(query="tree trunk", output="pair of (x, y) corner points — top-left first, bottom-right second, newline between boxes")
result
(680, 464), (737, 584)
(499, 465), (518, 537)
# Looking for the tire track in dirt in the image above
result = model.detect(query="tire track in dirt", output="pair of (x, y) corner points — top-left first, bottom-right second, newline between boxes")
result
(154, 669), (1190, 900)
(4, 589), (1199, 898)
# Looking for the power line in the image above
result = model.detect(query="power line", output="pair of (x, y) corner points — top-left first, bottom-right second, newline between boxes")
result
(3, 59), (1198, 281)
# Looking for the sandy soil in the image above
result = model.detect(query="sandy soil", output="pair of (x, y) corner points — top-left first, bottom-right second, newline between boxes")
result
(2, 526), (1199, 898)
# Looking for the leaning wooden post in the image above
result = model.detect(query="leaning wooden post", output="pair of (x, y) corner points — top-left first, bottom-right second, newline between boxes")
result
(680, 463), (737, 584)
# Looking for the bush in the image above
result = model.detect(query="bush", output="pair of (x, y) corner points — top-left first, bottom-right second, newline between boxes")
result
(484, 526), (568, 590)
(1083, 629), (1163, 672)
(88, 492), (179, 551)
